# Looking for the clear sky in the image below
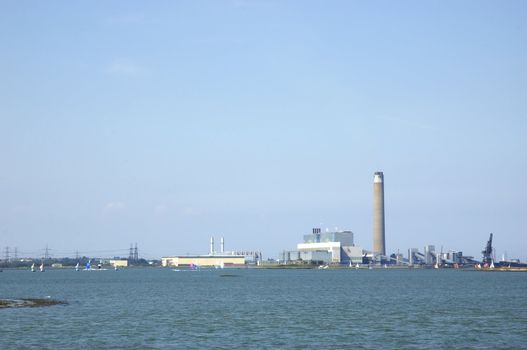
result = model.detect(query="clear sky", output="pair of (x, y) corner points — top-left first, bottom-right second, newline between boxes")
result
(1, 1), (526, 260)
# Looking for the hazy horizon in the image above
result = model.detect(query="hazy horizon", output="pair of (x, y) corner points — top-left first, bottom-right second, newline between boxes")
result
(1, 1), (526, 260)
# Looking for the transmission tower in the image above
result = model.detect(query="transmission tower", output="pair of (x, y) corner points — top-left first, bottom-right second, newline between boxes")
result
(4, 246), (9, 262)
(44, 244), (49, 260)
(129, 244), (134, 261)
(134, 243), (138, 261)
(14, 247), (18, 260)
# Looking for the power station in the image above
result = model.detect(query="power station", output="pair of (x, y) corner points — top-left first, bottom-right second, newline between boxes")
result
(373, 171), (386, 257)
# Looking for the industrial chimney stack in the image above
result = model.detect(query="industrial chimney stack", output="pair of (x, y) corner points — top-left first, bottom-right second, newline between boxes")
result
(220, 237), (224, 254)
(210, 236), (215, 255)
(373, 171), (386, 256)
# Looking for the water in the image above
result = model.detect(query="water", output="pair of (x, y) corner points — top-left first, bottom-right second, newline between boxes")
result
(1, 268), (526, 349)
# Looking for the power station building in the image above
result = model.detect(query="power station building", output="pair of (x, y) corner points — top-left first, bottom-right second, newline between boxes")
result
(161, 237), (258, 267)
(280, 228), (365, 264)
(161, 255), (245, 267)
(278, 171), (388, 265)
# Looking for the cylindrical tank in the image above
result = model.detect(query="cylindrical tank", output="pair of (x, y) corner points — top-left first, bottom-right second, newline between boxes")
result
(373, 172), (386, 256)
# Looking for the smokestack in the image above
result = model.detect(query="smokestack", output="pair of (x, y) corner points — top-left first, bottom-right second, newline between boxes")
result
(210, 236), (214, 255)
(373, 171), (386, 256)
(220, 237), (224, 254)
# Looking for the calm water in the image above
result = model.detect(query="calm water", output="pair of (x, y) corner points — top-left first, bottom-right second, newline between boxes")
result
(1, 268), (526, 349)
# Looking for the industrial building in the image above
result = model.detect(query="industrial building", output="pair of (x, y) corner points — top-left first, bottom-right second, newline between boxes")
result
(406, 245), (477, 267)
(280, 228), (365, 265)
(161, 255), (245, 267)
(278, 171), (389, 265)
(110, 259), (129, 268)
(161, 237), (258, 267)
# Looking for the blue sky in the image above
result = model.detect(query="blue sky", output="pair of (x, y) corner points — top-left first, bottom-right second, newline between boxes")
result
(1, 1), (526, 260)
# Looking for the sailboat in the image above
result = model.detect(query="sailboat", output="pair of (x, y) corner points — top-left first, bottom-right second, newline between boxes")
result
(85, 260), (91, 270)
(39, 262), (45, 272)
(31, 263), (35, 272)
(490, 260), (495, 269)
(75, 262), (80, 271)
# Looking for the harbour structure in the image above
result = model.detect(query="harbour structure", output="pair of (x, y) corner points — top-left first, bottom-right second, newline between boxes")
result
(161, 237), (254, 267)
(280, 228), (365, 264)
(373, 171), (386, 257)
(408, 246), (476, 267)
(424, 245), (436, 265)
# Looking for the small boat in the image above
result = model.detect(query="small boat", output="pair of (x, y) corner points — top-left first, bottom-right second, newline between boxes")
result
(39, 262), (45, 272)
(355, 263), (360, 269)
(75, 262), (80, 271)
(31, 263), (35, 272)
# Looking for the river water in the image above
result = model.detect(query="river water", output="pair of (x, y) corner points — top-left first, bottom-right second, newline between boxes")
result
(1, 268), (526, 349)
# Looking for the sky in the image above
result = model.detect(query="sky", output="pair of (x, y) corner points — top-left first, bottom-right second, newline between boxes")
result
(0, 1), (526, 260)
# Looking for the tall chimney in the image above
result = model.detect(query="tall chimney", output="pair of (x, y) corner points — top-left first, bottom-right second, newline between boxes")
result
(373, 171), (386, 256)
(220, 237), (224, 254)
(210, 236), (214, 255)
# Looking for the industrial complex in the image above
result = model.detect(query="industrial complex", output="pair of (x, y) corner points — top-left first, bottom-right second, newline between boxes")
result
(3, 170), (523, 270)
(161, 237), (261, 267)
(158, 171), (526, 270)
(279, 171), (387, 266)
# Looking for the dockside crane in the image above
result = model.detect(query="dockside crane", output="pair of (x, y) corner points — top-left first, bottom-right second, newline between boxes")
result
(482, 233), (493, 265)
